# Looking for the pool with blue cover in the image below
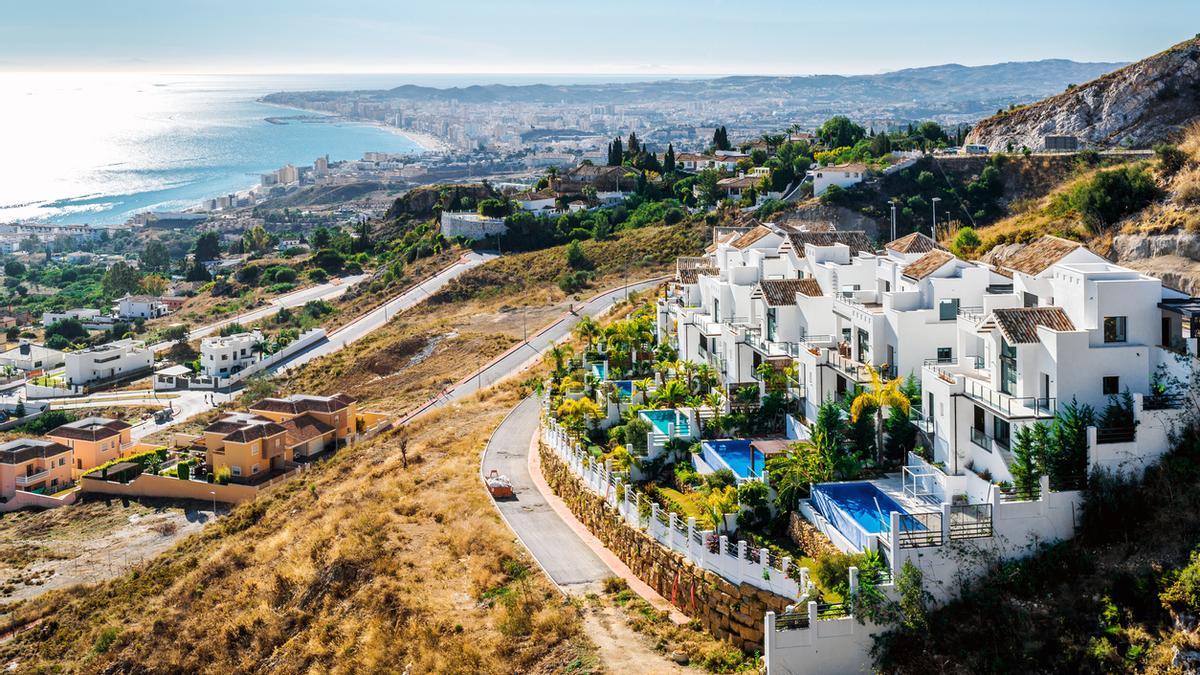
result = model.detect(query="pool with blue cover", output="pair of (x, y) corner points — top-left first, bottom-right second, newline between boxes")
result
(811, 482), (912, 550)
(699, 440), (764, 480)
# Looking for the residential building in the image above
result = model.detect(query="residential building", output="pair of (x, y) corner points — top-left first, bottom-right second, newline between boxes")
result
(810, 163), (867, 196)
(64, 339), (154, 388)
(114, 295), (168, 320)
(247, 392), (359, 457)
(42, 308), (115, 330)
(200, 330), (262, 378)
(0, 439), (72, 501)
(203, 412), (292, 481)
(46, 417), (133, 478)
(0, 340), (65, 373)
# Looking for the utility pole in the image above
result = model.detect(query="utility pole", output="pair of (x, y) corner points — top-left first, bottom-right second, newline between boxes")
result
(931, 197), (942, 240)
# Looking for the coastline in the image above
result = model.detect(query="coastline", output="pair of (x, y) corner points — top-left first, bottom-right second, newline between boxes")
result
(257, 99), (451, 153)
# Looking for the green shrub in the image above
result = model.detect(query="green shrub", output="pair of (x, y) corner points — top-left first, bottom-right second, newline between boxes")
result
(94, 626), (120, 654)
(1155, 143), (1189, 176)
(1051, 165), (1159, 229)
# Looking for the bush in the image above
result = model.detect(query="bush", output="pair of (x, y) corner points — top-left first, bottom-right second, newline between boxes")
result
(557, 270), (593, 294)
(1053, 165), (1159, 229)
(705, 468), (736, 491)
(214, 465), (232, 485)
(307, 268), (328, 283)
(564, 240), (590, 270)
(1155, 143), (1189, 176)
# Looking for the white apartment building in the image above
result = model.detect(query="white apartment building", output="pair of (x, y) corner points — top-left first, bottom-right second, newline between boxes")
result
(200, 331), (262, 378)
(42, 308), (116, 331)
(114, 295), (168, 320)
(64, 339), (154, 388)
(809, 163), (867, 196)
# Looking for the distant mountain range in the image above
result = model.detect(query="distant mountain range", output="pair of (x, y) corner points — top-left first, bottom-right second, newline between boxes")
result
(968, 37), (1200, 149)
(264, 59), (1124, 115)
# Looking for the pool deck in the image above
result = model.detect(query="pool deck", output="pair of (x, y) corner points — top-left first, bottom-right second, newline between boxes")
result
(869, 475), (944, 514)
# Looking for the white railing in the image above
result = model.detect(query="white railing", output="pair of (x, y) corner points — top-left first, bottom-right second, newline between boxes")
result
(543, 416), (811, 600)
(15, 470), (49, 486)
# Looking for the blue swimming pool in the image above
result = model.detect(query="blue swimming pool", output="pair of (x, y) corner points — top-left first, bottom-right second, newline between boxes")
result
(614, 380), (633, 398)
(640, 409), (689, 436)
(811, 482), (911, 551)
(700, 440), (764, 480)
(590, 362), (607, 380)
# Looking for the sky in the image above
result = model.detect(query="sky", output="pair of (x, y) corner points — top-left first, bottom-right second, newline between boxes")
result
(3, 1), (1198, 76)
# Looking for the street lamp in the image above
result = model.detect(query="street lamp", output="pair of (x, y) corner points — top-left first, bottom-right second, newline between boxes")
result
(930, 197), (942, 240)
(889, 200), (898, 241)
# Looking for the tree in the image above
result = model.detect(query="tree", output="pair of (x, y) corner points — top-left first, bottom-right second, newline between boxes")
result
(818, 116), (866, 149)
(241, 374), (276, 403)
(1050, 398), (1094, 489)
(766, 441), (831, 513)
(654, 379), (689, 409)
(812, 399), (857, 479)
(556, 397), (601, 441)
(193, 232), (221, 262)
(185, 260), (212, 282)
(45, 318), (87, 344)
(3, 261), (24, 278)
(951, 227), (981, 257)
(243, 225), (273, 254)
(140, 240), (172, 273)
(572, 315), (601, 353)
(607, 136), (624, 166)
(663, 144), (676, 173)
(850, 365), (911, 467)
(139, 274), (169, 296)
(13, 401), (24, 419)
(309, 227), (332, 249)
(102, 261), (141, 297)
(565, 240), (590, 270)
(712, 126), (731, 152)
(627, 131), (640, 155)
(1010, 421), (1051, 498)
(700, 486), (739, 534)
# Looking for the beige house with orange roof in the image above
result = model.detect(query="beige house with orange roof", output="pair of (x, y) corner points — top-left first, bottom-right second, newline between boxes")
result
(202, 412), (291, 482)
(0, 438), (73, 501)
(247, 393), (358, 457)
(46, 417), (133, 478)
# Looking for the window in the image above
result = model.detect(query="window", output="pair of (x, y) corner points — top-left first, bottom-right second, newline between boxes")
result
(231, 466), (242, 476)
(999, 339), (1017, 395)
(251, 443), (259, 455)
(938, 298), (960, 321)
(1023, 292), (1038, 308)
(993, 418), (1011, 449)
(713, 298), (720, 321)
(1103, 376), (1120, 396)
(856, 328), (870, 361)
(766, 308), (777, 342)
(937, 347), (952, 363)
(1103, 316), (1127, 343)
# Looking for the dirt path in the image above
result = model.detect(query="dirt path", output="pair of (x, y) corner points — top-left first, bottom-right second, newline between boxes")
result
(582, 603), (693, 674)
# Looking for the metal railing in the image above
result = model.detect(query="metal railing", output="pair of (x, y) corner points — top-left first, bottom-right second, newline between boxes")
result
(817, 603), (850, 619)
(775, 612), (811, 631)
(970, 427), (992, 451)
(962, 377), (1055, 420)
(957, 306), (985, 324)
(949, 503), (993, 539)
(1096, 427), (1136, 444)
(895, 511), (943, 548)
(1144, 394), (1186, 411)
(998, 483), (1040, 502)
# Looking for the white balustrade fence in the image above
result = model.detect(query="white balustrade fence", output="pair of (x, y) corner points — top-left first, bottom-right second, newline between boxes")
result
(543, 416), (812, 600)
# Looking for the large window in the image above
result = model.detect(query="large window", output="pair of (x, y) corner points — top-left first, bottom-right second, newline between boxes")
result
(1103, 376), (1120, 396)
(999, 339), (1017, 395)
(766, 308), (777, 342)
(1103, 316), (1127, 343)
(937, 347), (953, 363)
(993, 418), (1011, 449)
(856, 328), (870, 362)
(938, 298), (960, 321)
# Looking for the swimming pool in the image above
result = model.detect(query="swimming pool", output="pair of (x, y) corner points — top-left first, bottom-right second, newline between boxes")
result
(590, 362), (607, 380)
(700, 440), (764, 480)
(811, 482), (911, 551)
(613, 380), (633, 399)
(640, 409), (689, 436)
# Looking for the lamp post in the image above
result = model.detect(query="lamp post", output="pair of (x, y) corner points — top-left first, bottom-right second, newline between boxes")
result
(890, 200), (898, 241)
(931, 197), (942, 240)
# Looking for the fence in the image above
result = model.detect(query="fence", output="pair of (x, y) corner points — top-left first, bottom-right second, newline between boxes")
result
(543, 416), (812, 600)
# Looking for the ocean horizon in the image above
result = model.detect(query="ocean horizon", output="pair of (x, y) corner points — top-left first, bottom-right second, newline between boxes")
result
(0, 73), (435, 226)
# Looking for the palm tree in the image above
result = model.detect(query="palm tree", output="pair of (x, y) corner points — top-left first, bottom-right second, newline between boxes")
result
(547, 344), (574, 380)
(693, 362), (717, 394)
(655, 379), (689, 409)
(633, 378), (654, 402)
(573, 315), (601, 355)
(850, 365), (911, 467)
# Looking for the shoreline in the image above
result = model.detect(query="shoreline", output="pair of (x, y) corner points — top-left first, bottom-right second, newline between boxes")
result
(257, 99), (452, 153)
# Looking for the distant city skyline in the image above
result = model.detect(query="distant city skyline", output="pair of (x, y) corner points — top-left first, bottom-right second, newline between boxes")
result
(2, 1), (1197, 77)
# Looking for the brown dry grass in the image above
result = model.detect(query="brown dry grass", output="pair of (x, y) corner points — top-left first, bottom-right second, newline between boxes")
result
(0, 383), (591, 673)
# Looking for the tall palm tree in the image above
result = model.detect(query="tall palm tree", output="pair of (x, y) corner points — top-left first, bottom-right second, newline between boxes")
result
(655, 379), (689, 409)
(547, 344), (574, 379)
(850, 365), (911, 467)
(573, 315), (601, 354)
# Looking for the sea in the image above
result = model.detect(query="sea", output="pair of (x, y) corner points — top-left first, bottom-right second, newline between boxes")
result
(0, 72), (692, 226)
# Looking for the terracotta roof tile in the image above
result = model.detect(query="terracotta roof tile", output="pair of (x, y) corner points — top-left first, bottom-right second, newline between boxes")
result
(678, 267), (718, 284)
(1000, 235), (1084, 276)
(887, 232), (945, 254)
(0, 439), (71, 464)
(280, 415), (335, 446)
(984, 307), (1076, 344)
(755, 278), (824, 306)
(48, 417), (130, 442)
(902, 250), (957, 280)
(782, 231), (874, 257)
(730, 225), (776, 249)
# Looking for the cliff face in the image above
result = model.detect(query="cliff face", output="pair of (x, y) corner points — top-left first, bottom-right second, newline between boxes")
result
(966, 37), (1200, 151)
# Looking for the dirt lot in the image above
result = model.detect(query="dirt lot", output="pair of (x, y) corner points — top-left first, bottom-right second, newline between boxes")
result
(0, 499), (216, 605)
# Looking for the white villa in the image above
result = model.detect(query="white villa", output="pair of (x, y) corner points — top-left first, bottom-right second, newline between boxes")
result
(654, 223), (1197, 672)
(114, 295), (169, 320)
(64, 339), (154, 388)
(809, 163), (867, 196)
(200, 330), (262, 378)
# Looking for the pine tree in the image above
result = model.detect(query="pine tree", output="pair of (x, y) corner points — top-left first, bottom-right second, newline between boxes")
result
(1010, 422), (1050, 498)
(664, 144), (676, 173)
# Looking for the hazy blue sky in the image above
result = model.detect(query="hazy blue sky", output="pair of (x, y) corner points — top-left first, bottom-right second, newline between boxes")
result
(4, 1), (1197, 75)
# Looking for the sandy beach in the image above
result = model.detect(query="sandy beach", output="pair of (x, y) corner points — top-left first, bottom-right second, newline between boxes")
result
(376, 125), (453, 153)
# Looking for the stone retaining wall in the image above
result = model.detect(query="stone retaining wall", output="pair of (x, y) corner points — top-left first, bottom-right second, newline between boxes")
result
(539, 442), (790, 652)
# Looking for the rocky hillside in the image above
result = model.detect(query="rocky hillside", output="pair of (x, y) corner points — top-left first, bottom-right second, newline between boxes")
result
(966, 36), (1200, 151)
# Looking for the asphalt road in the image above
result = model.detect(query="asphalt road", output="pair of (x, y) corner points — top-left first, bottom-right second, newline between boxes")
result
(276, 251), (496, 372)
(148, 274), (368, 352)
(483, 396), (611, 587)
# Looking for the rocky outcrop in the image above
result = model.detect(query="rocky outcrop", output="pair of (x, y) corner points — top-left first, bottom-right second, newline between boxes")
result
(538, 443), (791, 652)
(967, 37), (1200, 151)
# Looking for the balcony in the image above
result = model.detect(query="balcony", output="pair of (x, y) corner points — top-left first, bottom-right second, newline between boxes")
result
(924, 358), (1054, 419)
(828, 349), (872, 383)
(16, 470), (49, 486)
(957, 305), (985, 325)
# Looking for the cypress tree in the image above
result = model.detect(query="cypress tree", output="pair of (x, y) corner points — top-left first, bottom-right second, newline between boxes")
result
(612, 136), (624, 166)
(664, 144), (676, 173)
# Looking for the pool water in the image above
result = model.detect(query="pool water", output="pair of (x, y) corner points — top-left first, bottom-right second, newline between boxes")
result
(590, 363), (607, 380)
(701, 440), (765, 479)
(812, 482), (909, 535)
(614, 380), (633, 398)
(641, 409), (690, 436)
